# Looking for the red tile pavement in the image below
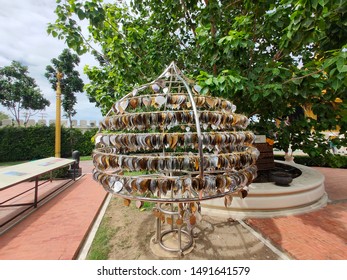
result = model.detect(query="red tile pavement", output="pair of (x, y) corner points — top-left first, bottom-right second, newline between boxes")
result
(0, 174), (107, 260)
(247, 167), (347, 260)
(0, 179), (71, 227)
(313, 167), (347, 201)
(0, 161), (346, 260)
(79, 160), (94, 174)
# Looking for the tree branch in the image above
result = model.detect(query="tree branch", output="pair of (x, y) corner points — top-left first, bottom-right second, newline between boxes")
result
(75, 27), (110, 65)
(282, 70), (323, 84)
(180, 0), (196, 37)
(225, 0), (243, 9)
(204, 0), (218, 76)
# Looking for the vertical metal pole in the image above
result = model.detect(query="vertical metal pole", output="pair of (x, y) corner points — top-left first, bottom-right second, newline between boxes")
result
(178, 225), (182, 253)
(155, 217), (160, 243)
(173, 67), (204, 179)
(55, 72), (63, 158)
(34, 176), (39, 208)
(155, 203), (161, 243)
(170, 192), (174, 231)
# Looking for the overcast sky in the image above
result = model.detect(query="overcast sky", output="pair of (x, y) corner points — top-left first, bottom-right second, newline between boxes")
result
(0, 0), (103, 122)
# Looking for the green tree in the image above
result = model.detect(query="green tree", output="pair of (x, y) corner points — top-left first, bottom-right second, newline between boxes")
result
(45, 49), (84, 128)
(0, 111), (9, 121)
(48, 0), (347, 158)
(0, 61), (50, 126)
(0, 111), (10, 126)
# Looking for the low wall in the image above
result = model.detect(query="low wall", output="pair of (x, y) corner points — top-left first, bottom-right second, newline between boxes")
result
(0, 119), (100, 132)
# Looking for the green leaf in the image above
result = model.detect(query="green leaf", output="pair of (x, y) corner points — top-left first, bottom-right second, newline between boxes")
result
(251, 94), (259, 102)
(205, 78), (213, 85)
(323, 57), (337, 69)
(332, 79), (343, 91)
(217, 76), (225, 83)
(318, 0), (326, 7)
(77, 10), (85, 20)
(272, 68), (280, 75)
(312, 0), (318, 9)
(336, 57), (347, 73)
(338, 65), (347, 73)
(292, 78), (303, 85)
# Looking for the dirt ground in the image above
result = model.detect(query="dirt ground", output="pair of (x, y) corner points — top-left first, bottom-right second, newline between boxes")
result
(103, 196), (281, 260)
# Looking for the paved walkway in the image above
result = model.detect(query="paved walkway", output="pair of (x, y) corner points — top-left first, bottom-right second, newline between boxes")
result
(0, 161), (346, 260)
(247, 167), (347, 260)
(0, 161), (107, 260)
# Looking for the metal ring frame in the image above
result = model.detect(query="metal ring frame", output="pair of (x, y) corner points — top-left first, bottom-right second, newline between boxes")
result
(94, 62), (259, 255)
(154, 196), (194, 255)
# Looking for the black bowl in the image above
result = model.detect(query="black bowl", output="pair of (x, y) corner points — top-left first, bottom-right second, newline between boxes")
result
(270, 171), (293, 186)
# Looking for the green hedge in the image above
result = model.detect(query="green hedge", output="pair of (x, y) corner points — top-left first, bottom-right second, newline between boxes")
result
(274, 154), (347, 168)
(0, 125), (97, 162)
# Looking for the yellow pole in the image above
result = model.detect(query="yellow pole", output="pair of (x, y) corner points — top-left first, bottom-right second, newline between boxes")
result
(55, 72), (63, 158)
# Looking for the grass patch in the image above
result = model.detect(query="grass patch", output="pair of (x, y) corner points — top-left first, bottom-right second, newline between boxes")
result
(86, 216), (117, 260)
(142, 201), (156, 211)
(80, 155), (92, 161)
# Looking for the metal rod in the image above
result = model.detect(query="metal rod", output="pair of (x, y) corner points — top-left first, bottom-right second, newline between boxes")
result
(178, 225), (182, 253)
(165, 65), (204, 179)
(34, 176), (39, 208)
(155, 215), (160, 243)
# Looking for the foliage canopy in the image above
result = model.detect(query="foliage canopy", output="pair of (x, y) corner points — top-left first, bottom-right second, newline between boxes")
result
(0, 61), (50, 126)
(48, 0), (347, 158)
(45, 48), (85, 128)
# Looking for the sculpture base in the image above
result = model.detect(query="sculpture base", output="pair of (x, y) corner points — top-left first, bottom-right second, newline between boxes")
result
(150, 232), (195, 258)
(202, 161), (326, 219)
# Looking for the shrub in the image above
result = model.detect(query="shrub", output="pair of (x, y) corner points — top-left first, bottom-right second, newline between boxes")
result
(0, 126), (97, 162)
(274, 154), (347, 168)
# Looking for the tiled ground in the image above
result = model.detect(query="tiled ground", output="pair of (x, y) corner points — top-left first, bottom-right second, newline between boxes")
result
(0, 174), (107, 260)
(0, 162), (346, 260)
(247, 167), (347, 260)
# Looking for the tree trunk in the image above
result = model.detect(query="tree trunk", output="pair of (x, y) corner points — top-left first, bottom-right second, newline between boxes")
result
(205, 0), (218, 76)
(69, 114), (73, 129)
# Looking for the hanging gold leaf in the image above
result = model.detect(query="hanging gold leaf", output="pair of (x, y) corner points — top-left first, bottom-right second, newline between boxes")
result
(129, 98), (138, 109)
(176, 218), (183, 226)
(152, 208), (161, 218)
(189, 215), (196, 226)
(167, 217), (173, 225)
(190, 203), (196, 213)
(123, 199), (131, 207)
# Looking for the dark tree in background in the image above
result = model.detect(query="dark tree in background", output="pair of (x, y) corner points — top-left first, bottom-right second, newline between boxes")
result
(45, 48), (84, 128)
(0, 61), (50, 126)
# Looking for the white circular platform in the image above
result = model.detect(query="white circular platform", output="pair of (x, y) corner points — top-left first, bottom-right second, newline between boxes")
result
(202, 161), (327, 219)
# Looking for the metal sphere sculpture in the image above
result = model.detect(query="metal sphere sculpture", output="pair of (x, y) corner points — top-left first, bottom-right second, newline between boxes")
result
(92, 62), (259, 254)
